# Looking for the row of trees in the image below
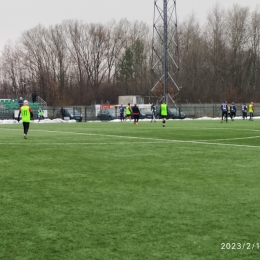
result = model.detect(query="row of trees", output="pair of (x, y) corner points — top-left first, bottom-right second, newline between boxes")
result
(0, 4), (260, 105)
(0, 19), (151, 105)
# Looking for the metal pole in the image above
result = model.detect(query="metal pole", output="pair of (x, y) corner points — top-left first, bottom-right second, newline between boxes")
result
(163, 0), (168, 104)
(151, 0), (179, 103)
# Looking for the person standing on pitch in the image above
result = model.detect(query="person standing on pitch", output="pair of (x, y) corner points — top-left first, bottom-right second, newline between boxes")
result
(125, 103), (132, 122)
(227, 104), (231, 120)
(242, 103), (247, 120)
(38, 107), (44, 122)
(249, 102), (254, 121)
(160, 100), (168, 127)
(17, 100), (33, 139)
(230, 102), (236, 121)
(132, 104), (140, 125)
(119, 104), (125, 122)
(221, 101), (228, 123)
(150, 103), (156, 122)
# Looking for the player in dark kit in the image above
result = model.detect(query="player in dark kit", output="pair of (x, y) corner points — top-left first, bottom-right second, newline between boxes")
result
(132, 104), (140, 125)
(230, 102), (236, 121)
(119, 104), (125, 122)
(221, 101), (228, 123)
(242, 103), (247, 120)
(150, 103), (156, 122)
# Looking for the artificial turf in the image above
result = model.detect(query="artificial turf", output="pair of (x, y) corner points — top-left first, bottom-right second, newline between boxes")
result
(1, 119), (260, 260)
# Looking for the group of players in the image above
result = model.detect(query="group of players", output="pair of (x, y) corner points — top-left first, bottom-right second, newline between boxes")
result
(21, 99), (254, 139)
(119, 101), (168, 127)
(221, 101), (254, 123)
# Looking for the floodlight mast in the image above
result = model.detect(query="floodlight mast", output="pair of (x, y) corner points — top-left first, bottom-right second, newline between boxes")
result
(151, 0), (180, 105)
(163, 0), (168, 104)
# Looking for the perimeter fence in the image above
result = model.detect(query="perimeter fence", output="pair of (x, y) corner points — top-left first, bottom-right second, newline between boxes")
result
(0, 103), (259, 122)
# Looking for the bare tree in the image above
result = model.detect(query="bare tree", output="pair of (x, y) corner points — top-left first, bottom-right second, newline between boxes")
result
(204, 3), (228, 100)
(225, 4), (250, 97)
(246, 8), (260, 96)
(178, 14), (206, 101)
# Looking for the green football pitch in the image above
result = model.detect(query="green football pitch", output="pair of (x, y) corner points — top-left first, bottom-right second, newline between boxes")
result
(1, 120), (260, 260)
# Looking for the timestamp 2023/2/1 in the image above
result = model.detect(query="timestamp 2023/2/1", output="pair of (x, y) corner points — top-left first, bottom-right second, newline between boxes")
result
(221, 243), (260, 250)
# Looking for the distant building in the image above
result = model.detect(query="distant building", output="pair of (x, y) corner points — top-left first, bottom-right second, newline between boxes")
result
(118, 95), (144, 105)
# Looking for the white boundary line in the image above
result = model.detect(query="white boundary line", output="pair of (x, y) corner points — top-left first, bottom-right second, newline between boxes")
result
(0, 141), (164, 145)
(0, 140), (259, 149)
(0, 128), (260, 149)
(198, 136), (260, 141)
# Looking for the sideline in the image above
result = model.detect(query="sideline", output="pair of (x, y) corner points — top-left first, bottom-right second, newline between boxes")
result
(0, 128), (260, 149)
(197, 136), (260, 142)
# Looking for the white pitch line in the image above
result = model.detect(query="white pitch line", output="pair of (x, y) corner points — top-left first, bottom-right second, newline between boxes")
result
(0, 140), (259, 149)
(0, 141), (164, 145)
(73, 126), (260, 132)
(0, 128), (260, 149)
(198, 135), (260, 142)
(202, 127), (260, 132)
(31, 129), (260, 147)
(0, 128), (260, 148)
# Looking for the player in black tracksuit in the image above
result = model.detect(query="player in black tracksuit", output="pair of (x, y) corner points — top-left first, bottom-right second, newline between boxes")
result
(132, 104), (140, 125)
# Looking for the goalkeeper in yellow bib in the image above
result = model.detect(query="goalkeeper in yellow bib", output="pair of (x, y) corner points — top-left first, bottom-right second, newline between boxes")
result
(160, 100), (168, 127)
(17, 100), (33, 139)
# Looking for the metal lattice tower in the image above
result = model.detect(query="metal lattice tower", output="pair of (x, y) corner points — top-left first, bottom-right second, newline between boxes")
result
(151, 0), (180, 105)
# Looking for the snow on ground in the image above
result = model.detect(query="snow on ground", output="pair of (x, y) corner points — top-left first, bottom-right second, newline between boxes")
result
(0, 117), (259, 124)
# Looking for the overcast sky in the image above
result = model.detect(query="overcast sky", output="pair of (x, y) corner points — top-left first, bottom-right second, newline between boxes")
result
(0, 0), (259, 52)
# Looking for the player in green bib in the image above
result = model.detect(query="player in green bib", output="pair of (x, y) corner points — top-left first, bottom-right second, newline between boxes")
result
(249, 102), (254, 121)
(160, 100), (168, 127)
(38, 107), (44, 122)
(17, 100), (34, 139)
(125, 103), (132, 122)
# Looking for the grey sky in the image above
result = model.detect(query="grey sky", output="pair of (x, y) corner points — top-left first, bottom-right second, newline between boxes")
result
(0, 0), (259, 52)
